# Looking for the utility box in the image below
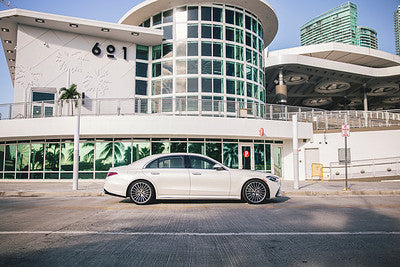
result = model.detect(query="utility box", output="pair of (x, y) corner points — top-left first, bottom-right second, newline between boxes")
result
(338, 148), (351, 164)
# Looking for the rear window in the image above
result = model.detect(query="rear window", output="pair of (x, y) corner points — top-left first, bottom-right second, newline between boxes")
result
(146, 156), (185, 169)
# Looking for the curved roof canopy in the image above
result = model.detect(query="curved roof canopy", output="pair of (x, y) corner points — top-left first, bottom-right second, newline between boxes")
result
(119, 0), (278, 46)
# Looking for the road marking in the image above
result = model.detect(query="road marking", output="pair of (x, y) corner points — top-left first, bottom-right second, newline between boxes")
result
(0, 231), (399, 236)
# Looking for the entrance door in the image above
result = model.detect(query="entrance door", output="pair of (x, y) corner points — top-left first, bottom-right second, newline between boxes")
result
(239, 143), (254, 170)
(305, 148), (319, 179)
(272, 145), (283, 177)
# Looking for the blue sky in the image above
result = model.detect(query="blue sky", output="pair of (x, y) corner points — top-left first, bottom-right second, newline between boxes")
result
(0, 0), (398, 103)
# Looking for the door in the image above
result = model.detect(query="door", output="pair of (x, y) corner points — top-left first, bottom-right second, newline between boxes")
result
(188, 155), (231, 196)
(31, 90), (56, 118)
(272, 145), (283, 177)
(305, 148), (319, 179)
(239, 143), (254, 170)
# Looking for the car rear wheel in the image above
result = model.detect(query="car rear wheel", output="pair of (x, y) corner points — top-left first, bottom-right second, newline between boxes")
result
(128, 180), (154, 205)
(243, 180), (268, 204)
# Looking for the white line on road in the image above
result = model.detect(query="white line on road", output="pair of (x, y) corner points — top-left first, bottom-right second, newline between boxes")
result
(0, 231), (399, 236)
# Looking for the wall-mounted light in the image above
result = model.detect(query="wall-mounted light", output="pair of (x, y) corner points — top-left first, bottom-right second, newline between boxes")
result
(6, 50), (13, 53)
(1, 28), (9, 32)
(69, 23), (78, 28)
(10, 66), (15, 69)
(9, 58), (15, 62)
(101, 28), (110, 32)
(131, 32), (139, 36)
(35, 18), (45, 23)
(4, 40), (12, 44)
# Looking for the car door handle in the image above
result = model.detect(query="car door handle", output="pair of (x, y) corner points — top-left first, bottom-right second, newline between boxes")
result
(151, 172), (160, 175)
(192, 172), (201, 175)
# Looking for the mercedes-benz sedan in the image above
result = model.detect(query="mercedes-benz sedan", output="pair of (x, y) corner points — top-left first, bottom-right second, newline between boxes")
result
(104, 153), (281, 205)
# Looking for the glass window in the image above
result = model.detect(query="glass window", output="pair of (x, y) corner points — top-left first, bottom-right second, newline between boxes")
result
(252, 35), (258, 50)
(162, 98), (172, 112)
(246, 65), (252, 80)
(136, 45), (148, 60)
(30, 143), (44, 171)
(175, 7), (187, 22)
(266, 144), (271, 170)
(201, 59), (212, 74)
(236, 46), (243, 61)
(258, 23), (263, 38)
(246, 48), (252, 63)
(162, 61), (173, 76)
(201, 6), (211, 21)
(136, 62), (148, 77)
(152, 45), (161, 60)
(235, 12), (243, 27)
(253, 68), (258, 82)
(188, 143), (204, 154)
(213, 78), (222, 93)
(114, 141), (131, 167)
(95, 141), (113, 171)
(226, 61), (235, 77)
(237, 80), (244, 95)
(162, 79), (172, 94)
(223, 143), (238, 168)
(154, 156), (185, 168)
(16, 143), (29, 171)
(151, 142), (170, 154)
(206, 142), (222, 162)
(201, 24), (212, 38)
(246, 82), (253, 97)
(227, 97), (235, 112)
(61, 142), (73, 171)
(235, 28), (243, 43)
(226, 26), (234, 42)
(213, 7), (222, 22)
(153, 13), (161, 26)
(135, 80), (147, 95)
(189, 156), (215, 169)
(187, 42), (198, 56)
(202, 96), (212, 111)
(152, 80), (161, 95)
(246, 32), (252, 47)
(213, 25), (222, 39)
(188, 6), (198, 21)
(176, 78), (186, 93)
(226, 44), (234, 59)
(254, 84), (259, 99)
(187, 96), (198, 111)
(162, 43), (173, 58)
(187, 77), (198, 92)
(201, 77), (212, 92)
(162, 26), (173, 40)
(79, 142), (94, 171)
(236, 63), (244, 78)
(245, 15), (251, 30)
(32, 92), (54, 102)
(45, 143), (60, 171)
(152, 63), (161, 77)
(225, 9), (234, 25)
(176, 42), (186, 57)
(187, 59), (198, 74)
(226, 79), (235, 94)
(201, 42), (212, 56)
(132, 142), (150, 162)
(171, 142), (187, 153)
(252, 18), (257, 33)
(213, 60), (222, 75)
(0, 144), (4, 172)
(187, 24), (198, 38)
(163, 9), (173, 23)
(176, 60), (186, 75)
(213, 42), (222, 57)
(142, 19), (150, 28)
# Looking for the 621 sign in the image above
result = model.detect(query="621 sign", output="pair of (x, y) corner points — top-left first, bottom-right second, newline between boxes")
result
(92, 43), (127, 60)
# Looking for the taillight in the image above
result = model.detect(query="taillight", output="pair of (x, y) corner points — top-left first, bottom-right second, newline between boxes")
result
(107, 172), (118, 177)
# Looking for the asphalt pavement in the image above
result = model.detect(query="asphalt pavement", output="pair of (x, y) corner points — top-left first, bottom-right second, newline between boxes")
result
(0, 178), (399, 197)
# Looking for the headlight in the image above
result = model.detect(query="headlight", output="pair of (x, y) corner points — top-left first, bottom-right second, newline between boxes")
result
(266, 175), (279, 182)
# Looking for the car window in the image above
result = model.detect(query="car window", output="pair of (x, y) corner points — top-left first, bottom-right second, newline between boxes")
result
(189, 156), (215, 169)
(146, 156), (185, 169)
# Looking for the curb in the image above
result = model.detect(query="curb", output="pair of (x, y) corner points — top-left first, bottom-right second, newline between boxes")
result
(0, 191), (105, 197)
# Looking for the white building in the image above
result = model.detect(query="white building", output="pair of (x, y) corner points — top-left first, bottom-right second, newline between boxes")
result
(0, 1), (399, 181)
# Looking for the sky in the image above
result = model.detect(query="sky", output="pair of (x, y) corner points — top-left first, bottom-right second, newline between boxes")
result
(0, 0), (398, 104)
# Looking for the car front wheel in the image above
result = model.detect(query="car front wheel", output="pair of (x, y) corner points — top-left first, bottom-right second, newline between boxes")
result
(243, 180), (268, 204)
(128, 180), (154, 205)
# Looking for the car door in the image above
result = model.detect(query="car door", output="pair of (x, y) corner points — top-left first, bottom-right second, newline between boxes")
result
(142, 155), (190, 197)
(188, 155), (231, 197)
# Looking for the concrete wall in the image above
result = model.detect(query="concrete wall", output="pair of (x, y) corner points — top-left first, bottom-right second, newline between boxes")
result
(14, 24), (137, 103)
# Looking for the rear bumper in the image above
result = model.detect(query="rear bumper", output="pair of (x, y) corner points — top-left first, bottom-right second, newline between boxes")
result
(104, 189), (125, 198)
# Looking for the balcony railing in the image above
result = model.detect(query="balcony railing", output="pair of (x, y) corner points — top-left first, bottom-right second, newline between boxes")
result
(0, 97), (400, 130)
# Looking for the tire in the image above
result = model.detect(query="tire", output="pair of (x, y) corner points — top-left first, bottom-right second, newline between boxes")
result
(128, 180), (154, 205)
(242, 179), (269, 204)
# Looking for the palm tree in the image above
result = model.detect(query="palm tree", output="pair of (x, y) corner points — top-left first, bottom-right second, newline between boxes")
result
(59, 84), (81, 115)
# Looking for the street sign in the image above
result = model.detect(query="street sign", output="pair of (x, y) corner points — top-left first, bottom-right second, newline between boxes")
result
(342, 125), (350, 137)
(243, 150), (250, 158)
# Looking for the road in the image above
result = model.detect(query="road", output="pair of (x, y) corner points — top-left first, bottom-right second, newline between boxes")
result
(0, 195), (399, 266)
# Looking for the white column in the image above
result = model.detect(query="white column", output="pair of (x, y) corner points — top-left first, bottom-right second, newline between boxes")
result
(72, 99), (81, 190)
(292, 114), (299, 189)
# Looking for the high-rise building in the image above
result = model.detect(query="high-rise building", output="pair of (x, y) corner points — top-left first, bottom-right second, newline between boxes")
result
(358, 26), (378, 49)
(395, 5), (400, 55)
(301, 2), (358, 46)
(300, 2), (378, 49)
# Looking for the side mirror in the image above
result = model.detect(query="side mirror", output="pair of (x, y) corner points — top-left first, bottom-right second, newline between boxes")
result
(213, 164), (225, 171)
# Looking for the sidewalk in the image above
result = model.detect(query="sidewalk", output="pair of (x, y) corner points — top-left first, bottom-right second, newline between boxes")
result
(0, 179), (399, 198)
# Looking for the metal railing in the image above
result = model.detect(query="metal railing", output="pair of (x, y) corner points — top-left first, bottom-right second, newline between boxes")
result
(325, 157), (400, 180)
(1, 97), (400, 130)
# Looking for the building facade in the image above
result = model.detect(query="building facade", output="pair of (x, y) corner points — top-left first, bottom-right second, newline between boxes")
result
(395, 5), (400, 55)
(300, 2), (378, 50)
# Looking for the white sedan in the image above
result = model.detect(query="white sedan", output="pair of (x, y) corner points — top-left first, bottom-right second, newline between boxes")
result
(104, 153), (281, 205)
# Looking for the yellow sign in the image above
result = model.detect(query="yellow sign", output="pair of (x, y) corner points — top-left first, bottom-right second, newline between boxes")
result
(311, 163), (323, 181)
